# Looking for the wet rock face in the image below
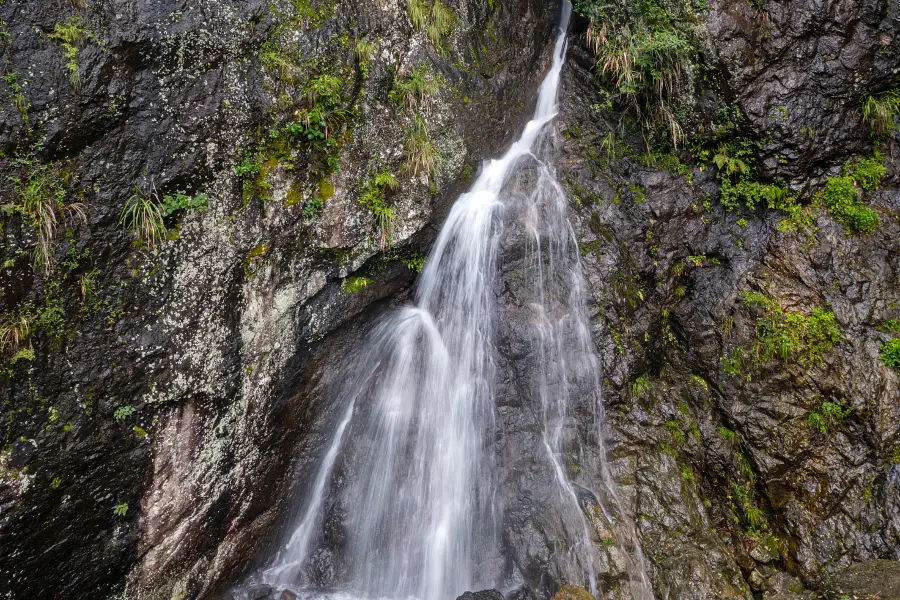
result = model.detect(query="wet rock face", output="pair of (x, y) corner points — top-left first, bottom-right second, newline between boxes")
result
(707, 0), (900, 182)
(0, 0), (554, 598)
(558, 4), (899, 598)
(1, 0), (898, 598)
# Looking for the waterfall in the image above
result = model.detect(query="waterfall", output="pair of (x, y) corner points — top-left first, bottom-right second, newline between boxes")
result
(248, 3), (654, 599)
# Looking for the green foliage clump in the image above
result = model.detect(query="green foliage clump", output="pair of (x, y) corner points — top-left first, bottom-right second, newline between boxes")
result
(740, 291), (842, 368)
(843, 152), (886, 191)
(820, 175), (879, 235)
(2, 72), (29, 127)
(730, 480), (768, 532)
(4, 162), (85, 273)
(880, 338), (900, 370)
(47, 16), (95, 90)
(408, 0), (455, 48)
(114, 405), (135, 423)
(806, 399), (851, 434)
(631, 374), (650, 398)
(403, 115), (439, 182)
(389, 64), (442, 111)
(576, 0), (704, 145)
(359, 170), (399, 249)
(119, 185), (166, 247)
(342, 276), (372, 293)
(861, 85), (900, 136)
(159, 192), (208, 217)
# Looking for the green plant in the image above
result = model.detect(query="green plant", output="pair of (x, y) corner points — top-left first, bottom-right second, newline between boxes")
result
(47, 16), (92, 89)
(880, 338), (900, 369)
(403, 115), (439, 181)
(844, 152), (886, 191)
(114, 405), (135, 423)
(159, 192), (208, 217)
(730, 480), (768, 532)
(408, 0), (456, 48)
(389, 64), (442, 111)
(0, 311), (32, 354)
(342, 276), (372, 293)
(354, 39), (376, 76)
(579, 0), (699, 146)
(631, 374), (650, 398)
(861, 86), (900, 136)
(2, 72), (29, 127)
(119, 185), (166, 247)
(807, 399), (851, 434)
(742, 291), (842, 366)
(359, 170), (399, 249)
(820, 175), (879, 234)
(5, 163), (85, 273)
(113, 502), (128, 517)
(400, 254), (425, 272)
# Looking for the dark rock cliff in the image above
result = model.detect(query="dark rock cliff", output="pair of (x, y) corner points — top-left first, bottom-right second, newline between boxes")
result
(0, 0), (898, 598)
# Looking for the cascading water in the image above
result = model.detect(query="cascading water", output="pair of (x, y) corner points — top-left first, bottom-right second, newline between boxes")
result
(248, 4), (654, 599)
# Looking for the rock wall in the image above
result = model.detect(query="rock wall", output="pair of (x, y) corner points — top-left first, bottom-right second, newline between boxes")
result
(0, 0), (555, 598)
(557, 0), (900, 596)
(1, 0), (898, 598)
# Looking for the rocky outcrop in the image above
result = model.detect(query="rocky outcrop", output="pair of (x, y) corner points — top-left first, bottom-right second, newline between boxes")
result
(1, 0), (898, 597)
(707, 0), (900, 182)
(0, 0), (555, 598)
(558, 1), (900, 596)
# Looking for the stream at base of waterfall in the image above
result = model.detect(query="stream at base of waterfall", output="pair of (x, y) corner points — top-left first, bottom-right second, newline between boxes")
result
(237, 3), (654, 599)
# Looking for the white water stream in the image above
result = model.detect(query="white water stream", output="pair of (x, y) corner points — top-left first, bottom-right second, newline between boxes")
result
(251, 4), (654, 599)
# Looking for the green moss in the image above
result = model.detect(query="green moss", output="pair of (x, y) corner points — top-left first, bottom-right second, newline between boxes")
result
(342, 276), (372, 293)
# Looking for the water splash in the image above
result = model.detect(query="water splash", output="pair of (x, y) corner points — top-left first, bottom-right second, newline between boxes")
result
(253, 3), (654, 599)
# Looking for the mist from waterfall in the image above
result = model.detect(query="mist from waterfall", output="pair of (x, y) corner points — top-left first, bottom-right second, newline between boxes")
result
(246, 3), (654, 599)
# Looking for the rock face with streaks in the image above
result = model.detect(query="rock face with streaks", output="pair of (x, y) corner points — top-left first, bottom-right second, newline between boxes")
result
(0, 0), (898, 598)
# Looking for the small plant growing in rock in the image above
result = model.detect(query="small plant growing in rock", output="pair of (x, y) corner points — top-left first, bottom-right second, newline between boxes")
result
(113, 405), (135, 423)
(113, 502), (128, 518)
(359, 170), (399, 249)
(389, 64), (442, 111)
(880, 338), (900, 370)
(5, 162), (86, 273)
(0, 312), (32, 355)
(408, 0), (455, 48)
(861, 85), (900, 136)
(342, 276), (372, 293)
(47, 16), (94, 90)
(806, 399), (851, 434)
(119, 185), (166, 247)
(741, 291), (842, 367)
(819, 175), (879, 234)
(159, 192), (208, 217)
(403, 115), (439, 182)
(631, 374), (650, 398)
(843, 151), (886, 191)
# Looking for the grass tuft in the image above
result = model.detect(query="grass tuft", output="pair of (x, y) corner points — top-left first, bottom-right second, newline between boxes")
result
(119, 184), (166, 248)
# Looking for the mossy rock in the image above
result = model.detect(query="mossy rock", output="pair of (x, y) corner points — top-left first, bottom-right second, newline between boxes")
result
(551, 586), (595, 600)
